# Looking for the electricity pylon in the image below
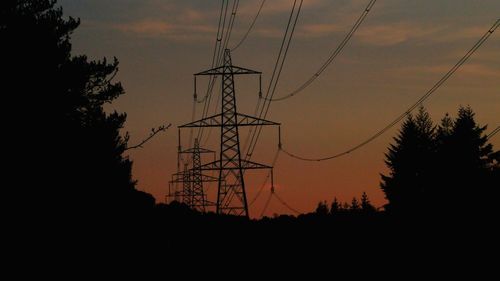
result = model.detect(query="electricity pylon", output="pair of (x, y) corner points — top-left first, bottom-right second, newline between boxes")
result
(166, 163), (191, 206)
(167, 138), (218, 212)
(180, 49), (279, 217)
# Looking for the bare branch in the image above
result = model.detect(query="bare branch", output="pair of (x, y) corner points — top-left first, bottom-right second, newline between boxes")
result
(125, 123), (172, 151)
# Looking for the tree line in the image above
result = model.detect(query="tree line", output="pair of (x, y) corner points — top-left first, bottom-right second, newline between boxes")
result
(315, 192), (377, 216)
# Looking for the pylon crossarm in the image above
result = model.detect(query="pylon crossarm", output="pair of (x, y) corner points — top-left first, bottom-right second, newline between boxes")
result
(195, 65), (261, 76)
(199, 174), (219, 182)
(200, 159), (272, 170)
(199, 160), (219, 170)
(179, 112), (279, 129)
(241, 159), (272, 169)
(237, 113), (280, 126)
(170, 174), (219, 183)
(180, 147), (215, 154)
(179, 113), (222, 128)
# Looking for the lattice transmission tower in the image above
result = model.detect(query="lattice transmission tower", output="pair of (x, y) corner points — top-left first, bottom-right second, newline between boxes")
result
(179, 49), (279, 217)
(167, 138), (218, 212)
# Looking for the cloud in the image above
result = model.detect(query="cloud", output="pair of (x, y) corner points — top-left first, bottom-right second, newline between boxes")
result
(238, 0), (324, 16)
(427, 63), (500, 78)
(252, 26), (285, 38)
(433, 26), (495, 42)
(111, 19), (216, 41)
(355, 22), (497, 46)
(355, 23), (445, 46)
(395, 63), (500, 78)
(114, 20), (174, 35)
(446, 48), (500, 62)
(297, 23), (343, 37)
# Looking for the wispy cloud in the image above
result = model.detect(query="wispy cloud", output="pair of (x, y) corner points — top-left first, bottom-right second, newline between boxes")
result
(433, 26), (496, 42)
(238, 0), (324, 16)
(355, 22), (497, 46)
(425, 63), (500, 78)
(111, 19), (216, 41)
(395, 63), (500, 78)
(297, 23), (344, 37)
(81, 1), (499, 45)
(355, 23), (445, 46)
(114, 20), (174, 35)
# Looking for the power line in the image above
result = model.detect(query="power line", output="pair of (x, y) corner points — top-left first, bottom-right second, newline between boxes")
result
(192, 0), (228, 149)
(487, 126), (500, 140)
(265, 0), (378, 102)
(273, 192), (301, 215)
(245, 0), (303, 215)
(195, 0), (227, 104)
(282, 18), (500, 162)
(232, 0), (266, 51)
(259, 190), (302, 218)
(188, 97), (196, 146)
(249, 149), (281, 206)
(259, 192), (273, 217)
(222, 0), (240, 50)
(245, 0), (303, 162)
(188, 0), (229, 148)
(197, 0), (240, 143)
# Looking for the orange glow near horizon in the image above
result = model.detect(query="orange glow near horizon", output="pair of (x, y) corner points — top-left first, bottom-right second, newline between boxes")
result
(59, 0), (500, 218)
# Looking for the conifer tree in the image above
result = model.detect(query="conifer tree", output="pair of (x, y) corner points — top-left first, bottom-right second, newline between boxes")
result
(361, 192), (376, 213)
(380, 107), (435, 215)
(330, 197), (340, 215)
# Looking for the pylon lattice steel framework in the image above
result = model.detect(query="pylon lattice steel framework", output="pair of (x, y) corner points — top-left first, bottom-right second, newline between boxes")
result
(167, 138), (217, 212)
(180, 49), (279, 217)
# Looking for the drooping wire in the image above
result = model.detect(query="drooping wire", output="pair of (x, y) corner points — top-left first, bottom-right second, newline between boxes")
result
(222, 0), (240, 52)
(487, 126), (500, 140)
(243, 77), (262, 155)
(195, 0), (227, 104)
(265, 0), (378, 102)
(187, 96), (197, 148)
(232, 0), (266, 51)
(198, 0), (240, 145)
(202, 81), (223, 146)
(281, 18), (500, 162)
(197, 0), (239, 142)
(191, 0), (228, 151)
(273, 192), (301, 215)
(244, 0), (302, 213)
(245, 0), (303, 162)
(249, 149), (281, 206)
(259, 192), (273, 217)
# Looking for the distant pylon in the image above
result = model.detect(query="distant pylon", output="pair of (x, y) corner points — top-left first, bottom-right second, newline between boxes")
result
(180, 49), (280, 217)
(182, 163), (191, 206)
(167, 138), (218, 212)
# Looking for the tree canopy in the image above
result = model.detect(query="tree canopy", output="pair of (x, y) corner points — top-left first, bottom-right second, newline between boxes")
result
(381, 105), (499, 218)
(1, 0), (154, 217)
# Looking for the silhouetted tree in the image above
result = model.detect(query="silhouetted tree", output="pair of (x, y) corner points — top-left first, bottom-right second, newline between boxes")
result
(361, 192), (376, 213)
(380, 107), (435, 215)
(342, 203), (350, 211)
(381, 105), (499, 218)
(351, 197), (360, 212)
(1, 0), (154, 217)
(315, 201), (329, 216)
(431, 113), (455, 211)
(443, 106), (498, 214)
(330, 197), (340, 215)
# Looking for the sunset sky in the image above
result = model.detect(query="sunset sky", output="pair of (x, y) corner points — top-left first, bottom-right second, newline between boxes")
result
(59, 0), (499, 218)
